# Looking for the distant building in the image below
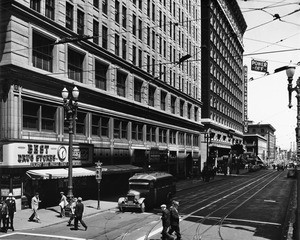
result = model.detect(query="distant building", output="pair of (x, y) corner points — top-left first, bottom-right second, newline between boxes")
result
(247, 123), (276, 165)
(243, 134), (267, 163)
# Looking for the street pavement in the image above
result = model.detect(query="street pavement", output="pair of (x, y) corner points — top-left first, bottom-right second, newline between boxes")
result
(10, 170), (245, 232)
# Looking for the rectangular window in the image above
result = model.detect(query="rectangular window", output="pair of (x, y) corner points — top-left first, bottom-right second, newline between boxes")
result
(160, 91), (166, 111)
(169, 130), (176, 144)
(92, 115), (109, 137)
(76, 111), (86, 135)
(102, 0), (108, 15)
(30, 0), (41, 12)
(77, 10), (84, 35)
(115, 0), (120, 23)
(115, 34), (120, 56)
(132, 14), (136, 36)
(117, 71), (127, 97)
(171, 96), (176, 114)
(159, 128), (167, 143)
(122, 38), (127, 60)
(134, 79), (142, 102)
(95, 61), (108, 90)
(138, 0), (142, 10)
(66, 3), (73, 30)
(186, 133), (192, 146)
(152, 30), (155, 49)
(93, 0), (99, 9)
(147, 55), (150, 73)
(138, 49), (142, 68)
(146, 125), (156, 142)
(114, 119), (128, 139)
(32, 32), (53, 72)
(23, 101), (56, 132)
(187, 103), (191, 119)
(152, 58), (155, 76)
(180, 100), (184, 117)
(138, 19), (142, 40)
(93, 20), (99, 44)
(178, 132), (184, 145)
(148, 86), (155, 107)
(68, 48), (84, 82)
(132, 45), (136, 65)
(122, 6), (127, 28)
(102, 25), (108, 49)
(147, 0), (151, 17)
(132, 122), (143, 141)
(45, 0), (55, 20)
(152, 3), (155, 21)
(193, 135), (199, 146)
(147, 26), (150, 46)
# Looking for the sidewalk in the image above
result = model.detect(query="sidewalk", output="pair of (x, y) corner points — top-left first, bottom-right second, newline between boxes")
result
(13, 200), (117, 231)
(11, 169), (249, 231)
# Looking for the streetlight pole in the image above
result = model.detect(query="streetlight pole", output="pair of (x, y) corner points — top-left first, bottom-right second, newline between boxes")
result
(95, 162), (103, 210)
(62, 85), (79, 200)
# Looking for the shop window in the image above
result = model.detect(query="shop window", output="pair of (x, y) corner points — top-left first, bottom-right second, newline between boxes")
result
(95, 60), (108, 90)
(68, 48), (84, 82)
(32, 32), (54, 72)
(23, 100), (57, 132)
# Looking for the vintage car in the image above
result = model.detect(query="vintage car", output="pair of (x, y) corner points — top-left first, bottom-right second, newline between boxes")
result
(118, 172), (176, 213)
(287, 163), (297, 178)
(118, 189), (145, 213)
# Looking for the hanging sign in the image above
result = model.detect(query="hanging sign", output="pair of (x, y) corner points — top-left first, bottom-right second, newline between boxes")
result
(251, 59), (268, 73)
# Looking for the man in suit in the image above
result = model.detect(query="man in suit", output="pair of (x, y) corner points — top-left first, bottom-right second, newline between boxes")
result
(29, 192), (41, 222)
(74, 197), (87, 231)
(168, 201), (181, 240)
(5, 193), (16, 231)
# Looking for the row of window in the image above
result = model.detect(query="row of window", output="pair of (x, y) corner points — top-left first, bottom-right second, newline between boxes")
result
(32, 31), (199, 121)
(23, 100), (200, 146)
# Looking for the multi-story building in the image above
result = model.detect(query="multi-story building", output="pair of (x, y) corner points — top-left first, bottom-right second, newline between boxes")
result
(247, 122), (276, 165)
(200, 0), (247, 166)
(243, 134), (267, 162)
(0, 0), (203, 207)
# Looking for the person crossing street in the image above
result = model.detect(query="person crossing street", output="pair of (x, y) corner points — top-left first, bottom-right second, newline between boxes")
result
(5, 193), (16, 231)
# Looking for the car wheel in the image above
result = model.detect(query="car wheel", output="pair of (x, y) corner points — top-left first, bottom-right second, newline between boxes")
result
(140, 202), (145, 213)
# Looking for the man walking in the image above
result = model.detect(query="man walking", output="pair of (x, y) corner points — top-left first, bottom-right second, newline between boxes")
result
(74, 197), (87, 231)
(59, 192), (67, 217)
(160, 204), (174, 240)
(168, 201), (181, 240)
(29, 192), (41, 222)
(0, 197), (9, 233)
(67, 197), (77, 226)
(5, 193), (16, 231)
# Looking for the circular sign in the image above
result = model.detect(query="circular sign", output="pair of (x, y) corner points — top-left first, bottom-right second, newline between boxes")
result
(57, 146), (67, 161)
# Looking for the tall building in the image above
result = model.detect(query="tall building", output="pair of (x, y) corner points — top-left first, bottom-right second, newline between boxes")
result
(0, 0), (203, 207)
(200, 0), (247, 166)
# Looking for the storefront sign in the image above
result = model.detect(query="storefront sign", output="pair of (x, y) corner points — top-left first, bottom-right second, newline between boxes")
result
(1, 142), (93, 167)
(251, 59), (268, 73)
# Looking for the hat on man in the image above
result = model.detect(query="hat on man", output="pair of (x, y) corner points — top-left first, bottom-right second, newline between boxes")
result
(78, 197), (82, 202)
(8, 193), (13, 197)
(160, 204), (166, 208)
(60, 192), (64, 194)
(172, 200), (179, 206)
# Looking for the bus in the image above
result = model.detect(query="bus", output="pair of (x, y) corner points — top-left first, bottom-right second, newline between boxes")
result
(118, 172), (176, 212)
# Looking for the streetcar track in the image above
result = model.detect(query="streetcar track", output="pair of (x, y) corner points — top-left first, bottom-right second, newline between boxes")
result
(176, 170), (284, 240)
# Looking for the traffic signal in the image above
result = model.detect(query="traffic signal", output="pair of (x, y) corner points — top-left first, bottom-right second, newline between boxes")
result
(95, 166), (102, 180)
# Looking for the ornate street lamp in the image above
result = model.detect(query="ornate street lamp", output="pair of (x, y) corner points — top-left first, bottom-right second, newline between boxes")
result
(62, 85), (79, 200)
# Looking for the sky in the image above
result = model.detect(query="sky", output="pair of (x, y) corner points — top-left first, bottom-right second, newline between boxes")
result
(237, 0), (300, 150)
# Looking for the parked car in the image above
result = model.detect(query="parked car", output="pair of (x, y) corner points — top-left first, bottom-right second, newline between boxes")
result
(287, 163), (297, 178)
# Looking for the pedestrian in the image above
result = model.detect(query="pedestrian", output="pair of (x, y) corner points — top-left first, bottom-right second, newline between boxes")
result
(28, 192), (41, 222)
(160, 204), (174, 240)
(168, 200), (181, 240)
(74, 197), (87, 231)
(0, 197), (9, 233)
(67, 197), (77, 226)
(5, 193), (16, 231)
(59, 192), (68, 217)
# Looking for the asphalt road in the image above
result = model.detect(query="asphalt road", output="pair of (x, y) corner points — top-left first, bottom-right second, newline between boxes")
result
(0, 169), (296, 240)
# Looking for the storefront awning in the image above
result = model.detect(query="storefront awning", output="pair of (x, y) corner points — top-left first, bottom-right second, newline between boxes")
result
(26, 165), (143, 180)
(26, 167), (96, 180)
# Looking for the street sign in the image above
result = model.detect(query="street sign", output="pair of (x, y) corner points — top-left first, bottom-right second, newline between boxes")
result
(251, 59), (268, 73)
